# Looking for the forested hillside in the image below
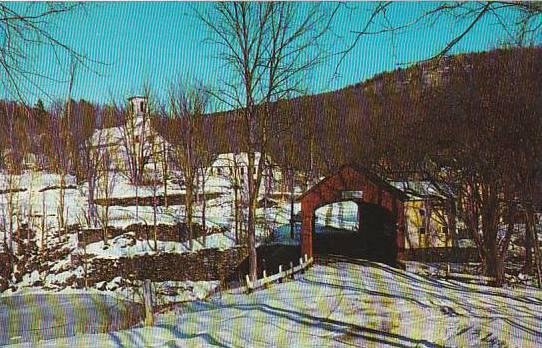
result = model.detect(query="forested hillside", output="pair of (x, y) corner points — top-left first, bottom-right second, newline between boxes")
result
(2, 47), (540, 182)
(203, 47), (542, 179)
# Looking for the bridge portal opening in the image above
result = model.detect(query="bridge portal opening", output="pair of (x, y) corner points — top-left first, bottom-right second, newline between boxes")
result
(313, 201), (360, 257)
(312, 201), (397, 264)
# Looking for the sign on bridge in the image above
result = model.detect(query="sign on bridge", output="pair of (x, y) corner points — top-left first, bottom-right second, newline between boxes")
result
(341, 190), (363, 200)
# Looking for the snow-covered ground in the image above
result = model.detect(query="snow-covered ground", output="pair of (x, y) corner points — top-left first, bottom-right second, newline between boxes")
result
(0, 170), (297, 249)
(5, 260), (542, 347)
(2, 170), (542, 347)
(0, 169), (301, 298)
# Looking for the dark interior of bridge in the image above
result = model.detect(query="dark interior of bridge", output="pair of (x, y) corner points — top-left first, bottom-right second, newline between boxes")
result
(313, 202), (397, 266)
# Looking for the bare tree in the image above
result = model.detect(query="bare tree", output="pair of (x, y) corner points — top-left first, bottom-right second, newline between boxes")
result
(47, 101), (71, 243)
(1, 102), (21, 256)
(97, 147), (116, 246)
(341, 2), (542, 69)
(119, 88), (157, 220)
(0, 3), (94, 101)
(149, 138), (161, 252)
(163, 81), (210, 250)
(80, 106), (105, 228)
(411, 48), (542, 286)
(197, 2), (334, 282)
(195, 134), (217, 248)
(160, 137), (170, 209)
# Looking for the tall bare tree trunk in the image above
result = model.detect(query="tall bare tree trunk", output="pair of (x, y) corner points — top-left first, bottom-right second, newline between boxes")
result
(234, 179), (239, 244)
(197, 2), (331, 284)
(135, 182), (139, 221)
(101, 167), (111, 246)
(247, 151), (258, 282)
(41, 195), (46, 251)
(57, 173), (66, 243)
(448, 199), (457, 248)
(88, 175), (97, 228)
(527, 206), (542, 287)
(481, 184), (504, 286)
(290, 168), (295, 239)
(186, 185), (194, 250)
(153, 161), (158, 252)
(7, 173), (16, 256)
(162, 143), (169, 209)
(524, 211), (533, 273)
(201, 167), (207, 247)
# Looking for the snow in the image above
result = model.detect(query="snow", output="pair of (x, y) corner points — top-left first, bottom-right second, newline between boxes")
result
(90, 126), (125, 147)
(6, 260), (541, 347)
(0, 164), (289, 251)
(84, 231), (237, 259)
(152, 280), (220, 305)
(391, 180), (447, 199)
(457, 239), (477, 248)
(2, 167), (541, 347)
(314, 201), (358, 232)
(210, 152), (267, 168)
(0, 170), (231, 252)
(0, 167), (294, 299)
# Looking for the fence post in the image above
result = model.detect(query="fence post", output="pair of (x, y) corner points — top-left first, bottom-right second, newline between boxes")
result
(278, 265), (283, 283)
(290, 261), (294, 279)
(246, 274), (252, 293)
(143, 279), (154, 326)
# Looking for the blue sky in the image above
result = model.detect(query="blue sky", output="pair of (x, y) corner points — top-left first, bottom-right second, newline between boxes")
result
(3, 2), (531, 110)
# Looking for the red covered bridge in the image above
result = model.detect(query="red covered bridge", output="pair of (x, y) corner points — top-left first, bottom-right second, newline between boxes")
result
(298, 165), (407, 265)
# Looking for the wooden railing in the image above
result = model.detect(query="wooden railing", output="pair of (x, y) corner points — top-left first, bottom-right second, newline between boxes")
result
(228, 254), (314, 294)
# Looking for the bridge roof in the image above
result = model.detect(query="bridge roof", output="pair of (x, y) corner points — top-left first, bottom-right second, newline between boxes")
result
(297, 164), (407, 203)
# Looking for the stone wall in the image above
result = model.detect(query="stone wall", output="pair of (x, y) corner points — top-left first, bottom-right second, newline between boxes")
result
(403, 247), (480, 263)
(77, 223), (226, 247)
(86, 246), (248, 287)
(94, 192), (222, 207)
(0, 253), (10, 278)
(0, 253), (11, 291)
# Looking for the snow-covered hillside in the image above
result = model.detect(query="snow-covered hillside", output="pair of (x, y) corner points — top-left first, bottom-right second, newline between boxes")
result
(5, 260), (542, 347)
(0, 169), (303, 296)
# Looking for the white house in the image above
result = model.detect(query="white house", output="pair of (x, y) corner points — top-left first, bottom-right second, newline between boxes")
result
(209, 152), (282, 193)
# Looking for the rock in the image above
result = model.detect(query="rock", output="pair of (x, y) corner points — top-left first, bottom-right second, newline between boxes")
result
(86, 247), (249, 286)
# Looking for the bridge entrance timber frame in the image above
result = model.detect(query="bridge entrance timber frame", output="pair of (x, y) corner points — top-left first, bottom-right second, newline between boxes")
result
(297, 165), (407, 262)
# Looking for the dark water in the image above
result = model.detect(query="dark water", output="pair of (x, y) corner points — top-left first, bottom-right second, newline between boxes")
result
(0, 293), (143, 346)
(226, 245), (302, 284)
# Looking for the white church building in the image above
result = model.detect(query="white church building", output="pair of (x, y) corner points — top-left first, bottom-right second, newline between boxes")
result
(90, 96), (283, 193)
(90, 96), (170, 175)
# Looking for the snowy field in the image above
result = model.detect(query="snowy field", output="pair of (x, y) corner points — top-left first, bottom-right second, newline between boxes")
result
(5, 260), (542, 347)
(0, 169), (301, 298)
(0, 171), (232, 238)
(0, 170), (297, 247)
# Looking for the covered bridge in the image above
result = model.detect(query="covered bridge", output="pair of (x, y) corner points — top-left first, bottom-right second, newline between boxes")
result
(298, 165), (407, 265)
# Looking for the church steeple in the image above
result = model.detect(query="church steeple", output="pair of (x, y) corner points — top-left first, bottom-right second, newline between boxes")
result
(128, 96), (148, 128)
